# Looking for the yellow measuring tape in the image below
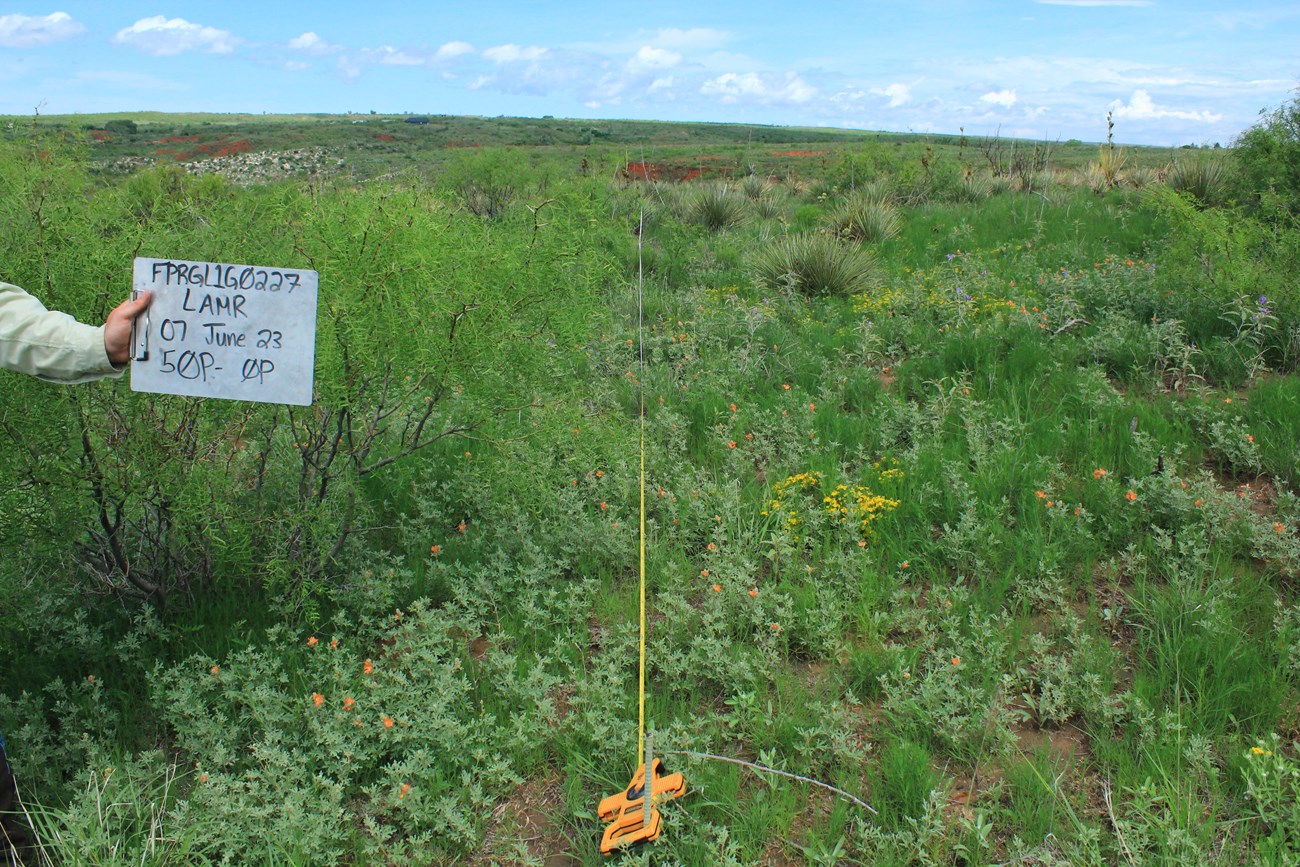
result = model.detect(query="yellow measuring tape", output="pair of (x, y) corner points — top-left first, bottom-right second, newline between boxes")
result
(638, 386), (647, 762)
(636, 205), (648, 764)
(597, 210), (687, 855)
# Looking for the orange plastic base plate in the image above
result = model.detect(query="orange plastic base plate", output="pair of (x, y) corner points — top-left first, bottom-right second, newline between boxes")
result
(598, 758), (686, 855)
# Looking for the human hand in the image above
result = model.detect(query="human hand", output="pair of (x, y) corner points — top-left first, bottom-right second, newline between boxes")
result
(103, 291), (152, 365)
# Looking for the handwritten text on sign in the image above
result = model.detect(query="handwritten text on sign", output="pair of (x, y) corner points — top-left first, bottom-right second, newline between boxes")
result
(130, 257), (318, 406)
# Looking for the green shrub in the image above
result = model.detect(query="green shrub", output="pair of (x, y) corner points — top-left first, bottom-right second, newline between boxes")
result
(1234, 87), (1300, 216)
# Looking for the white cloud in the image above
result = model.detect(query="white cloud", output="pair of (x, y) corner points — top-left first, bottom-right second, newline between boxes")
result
(1109, 89), (1223, 122)
(483, 44), (548, 63)
(0, 11), (84, 48)
(115, 16), (238, 56)
(701, 71), (815, 105)
(981, 89), (1018, 107)
(435, 41), (474, 61)
(627, 46), (681, 73)
(288, 32), (341, 55)
(366, 45), (425, 66)
(871, 83), (911, 107)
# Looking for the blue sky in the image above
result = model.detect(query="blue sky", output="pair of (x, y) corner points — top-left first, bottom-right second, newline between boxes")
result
(1, 1), (1297, 145)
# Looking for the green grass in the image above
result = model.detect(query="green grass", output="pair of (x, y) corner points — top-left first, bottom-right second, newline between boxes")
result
(0, 115), (1298, 864)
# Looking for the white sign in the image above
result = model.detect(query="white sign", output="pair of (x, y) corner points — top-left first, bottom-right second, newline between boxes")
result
(129, 257), (318, 406)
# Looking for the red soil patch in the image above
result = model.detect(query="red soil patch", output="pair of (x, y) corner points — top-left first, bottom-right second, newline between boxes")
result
(622, 161), (705, 182)
(157, 135), (201, 144)
(90, 130), (111, 142)
(373, 133), (397, 142)
(193, 138), (253, 158)
(157, 138), (255, 161)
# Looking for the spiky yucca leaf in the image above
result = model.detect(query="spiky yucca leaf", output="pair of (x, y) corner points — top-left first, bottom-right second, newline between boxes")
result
(688, 182), (749, 231)
(826, 195), (902, 244)
(755, 232), (879, 297)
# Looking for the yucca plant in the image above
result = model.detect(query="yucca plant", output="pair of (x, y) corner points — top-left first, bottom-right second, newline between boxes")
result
(957, 170), (992, 202)
(826, 194), (902, 244)
(688, 181), (749, 231)
(1166, 156), (1229, 206)
(856, 178), (896, 204)
(1092, 143), (1128, 192)
(1124, 165), (1157, 189)
(741, 173), (774, 200)
(753, 187), (790, 221)
(754, 231), (879, 297)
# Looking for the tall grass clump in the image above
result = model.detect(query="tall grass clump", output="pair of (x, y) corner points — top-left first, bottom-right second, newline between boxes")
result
(826, 193), (902, 244)
(754, 231), (878, 297)
(688, 181), (749, 231)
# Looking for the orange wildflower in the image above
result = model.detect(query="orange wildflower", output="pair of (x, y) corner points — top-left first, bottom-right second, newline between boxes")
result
(1125, 490), (1137, 502)
(330, 639), (338, 650)
(383, 716), (394, 729)
(782, 383), (791, 390)
(707, 543), (717, 551)
(307, 636), (319, 647)
(430, 544), (441, 555)
(457, 522), (467, 532)
(1247, 434), (1255, 443)
(364, 659), (374, 675)
(749, 588), (758, 597)
(728, 441), (737, 449)
(730, 403), (737, 412)
(599, 501), (607, 510)
(1276, 523), (1286, 534)
(701, 569), (710, 577)
(1035, 490), (1047, 499)
(343, 696), (356, 711)
(312, 693), (324, 708)
(900, 561), (910, 569)
(399, 783), (411, 798)
(712, 584), (722, 593)
(1093, 468), (1107, 480)
(210, 665), (220, 676)
(808, 402), (815, 411)
(770, 623), (781, 631)
(951, 656), (961, 666)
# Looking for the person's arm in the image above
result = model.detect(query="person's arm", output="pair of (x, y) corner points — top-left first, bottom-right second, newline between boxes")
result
(0, 281), (151, 384)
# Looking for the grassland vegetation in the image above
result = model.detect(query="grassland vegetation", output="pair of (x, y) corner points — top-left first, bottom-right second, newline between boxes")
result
(0, 95), (1298, 864)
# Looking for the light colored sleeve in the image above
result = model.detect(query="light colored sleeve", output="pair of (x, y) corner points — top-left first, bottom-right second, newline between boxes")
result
(0, 281), (124, 384)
